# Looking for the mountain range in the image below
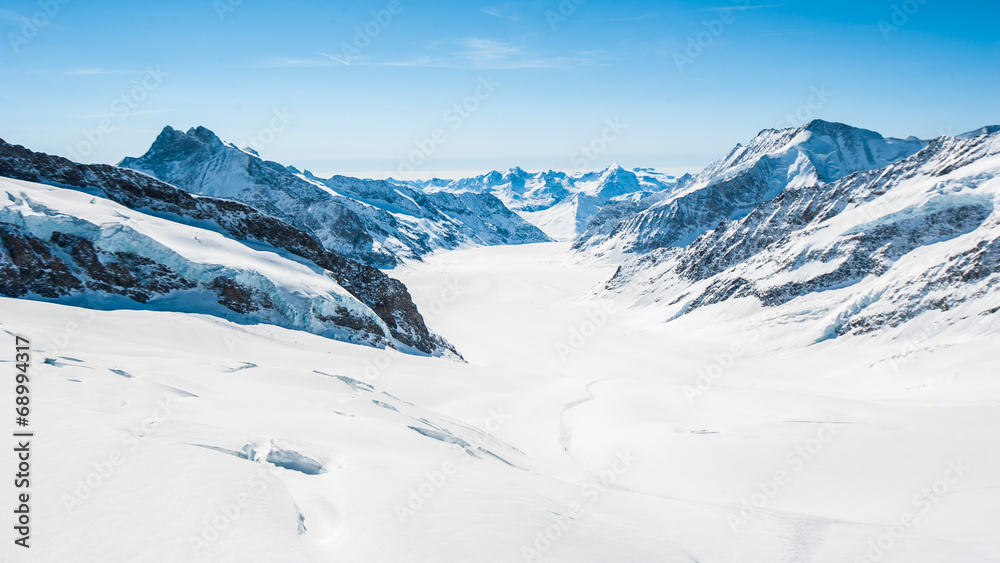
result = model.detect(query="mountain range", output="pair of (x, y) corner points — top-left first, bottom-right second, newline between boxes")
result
(574, 119), (928, 258)
(0, 138), (459, 357)
(600, 121), (1000, 342)
(2, 119), (998, 354)
(409, 164), (685, 242)
(119, 126), (551, 268)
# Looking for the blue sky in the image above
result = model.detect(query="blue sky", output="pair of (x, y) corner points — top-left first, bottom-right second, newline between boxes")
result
(1, 0), (998, 179)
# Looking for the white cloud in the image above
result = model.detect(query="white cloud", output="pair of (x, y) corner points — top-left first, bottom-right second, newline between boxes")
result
(481, 4), (521, 21)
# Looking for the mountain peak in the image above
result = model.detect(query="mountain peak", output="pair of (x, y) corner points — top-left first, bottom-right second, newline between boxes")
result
(957, 125), (1000, 140)
(801, 119), (883, 141)
(185, 125), (225, 147)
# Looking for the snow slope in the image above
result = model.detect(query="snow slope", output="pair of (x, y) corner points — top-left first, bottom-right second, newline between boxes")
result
(0, 136), (459, 356)
(574, 120), (927, 257)
(605, 127), (1000, 341)
(0, 176), (456, 357)
(3, 242), (998, 562)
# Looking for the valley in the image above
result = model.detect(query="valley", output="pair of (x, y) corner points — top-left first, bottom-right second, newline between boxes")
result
(4, 242), (997, 562)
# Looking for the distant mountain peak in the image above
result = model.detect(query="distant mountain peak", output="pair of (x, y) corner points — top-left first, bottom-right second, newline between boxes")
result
(958, 125), (1000, 139)
(119, 127), (550, 266)
(800, 119), (883, 140)
(187, 125), (222, 141)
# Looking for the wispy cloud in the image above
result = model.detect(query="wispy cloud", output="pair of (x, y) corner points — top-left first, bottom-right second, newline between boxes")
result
(377, 55), (441, 68)
(317, 52), (351, 65)
(374, 38), (608, 70)
(759, 30), (814, 37)
(706, 3), (785, 11)
(0, 8), (25, 25)
(460, 38), (525, 66)
(481, 4), (520, 21)
(78, 108), (175, 119)
(248, 39), (609, 72)
(65, 69), (143, 76)
(607, 13), (658, 22)
(250, 57), (345, 69)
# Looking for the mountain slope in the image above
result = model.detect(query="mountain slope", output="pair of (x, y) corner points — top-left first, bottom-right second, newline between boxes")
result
(119, 127), (549, 267)
(604, 126), (1000, 340)
(574, 120), (926, 257)
(413, 164), (684, 241)
(0, 138), (458, 357)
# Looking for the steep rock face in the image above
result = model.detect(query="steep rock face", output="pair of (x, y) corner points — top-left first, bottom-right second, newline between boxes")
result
(119, 127), (549, 267)
(574, 120), (927, 255)
(604, 128), (1000, 338)
(0, 224), (86, 298)
(0, 138), (458, 357)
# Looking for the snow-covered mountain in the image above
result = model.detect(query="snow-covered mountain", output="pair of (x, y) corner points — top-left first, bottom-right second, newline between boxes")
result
(119, 126), (549, 268)
(604, 125), (1000, 340)
(574, 120), (927, 257)
(411, 164), (685, 241)
(4, 122), (1000, 563)
(0, 138), (458, 357)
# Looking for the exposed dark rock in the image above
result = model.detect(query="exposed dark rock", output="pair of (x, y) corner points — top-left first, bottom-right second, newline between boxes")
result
(0, 138), (458, 357)
(605, 128), (1000, 337)
(0, 223), (82, 298)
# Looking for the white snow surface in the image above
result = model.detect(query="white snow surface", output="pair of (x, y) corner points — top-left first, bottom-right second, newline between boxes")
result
(605, 129), (1000, 342)
(3, 242), (998, 562)
(0, 176), (397, 347)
